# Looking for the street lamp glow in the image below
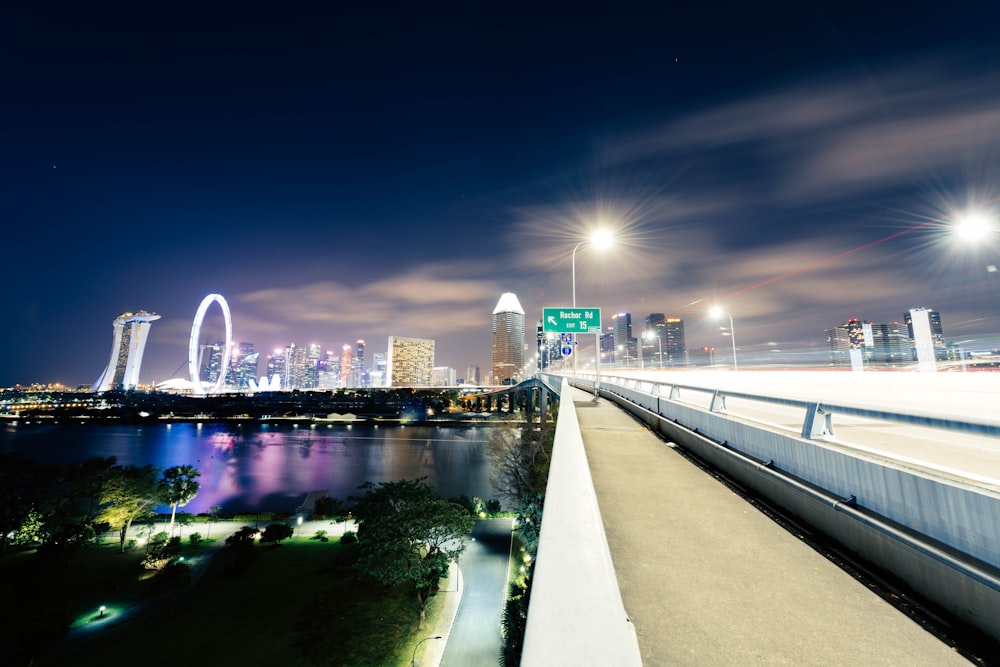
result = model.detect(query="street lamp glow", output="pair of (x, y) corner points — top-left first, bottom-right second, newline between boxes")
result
(571, 228), (615, 375)
(954, 210), (995, 243)
(710, 306), (738, 371)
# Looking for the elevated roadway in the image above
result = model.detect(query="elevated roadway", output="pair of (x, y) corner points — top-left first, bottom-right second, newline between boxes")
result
(568, 385), (972, 665)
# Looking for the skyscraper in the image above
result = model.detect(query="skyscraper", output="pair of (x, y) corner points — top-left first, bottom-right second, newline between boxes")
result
(905, 308), (945, 362)
(825, 318), (867, 367)
(491, 292), (525, 385)
(92, 310), (161, 391)
(612, 312), (637, 368)
(387, 336), (435, 387)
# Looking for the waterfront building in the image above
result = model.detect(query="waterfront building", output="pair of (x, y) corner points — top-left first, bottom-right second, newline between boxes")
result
(225, 342), (257, 390)
(491, 292), (525, 385)
(304, 343), (322, 389)
(92, 310), (161, 391)
(387, 336), (435, 387)
(199, 341), (226, 386)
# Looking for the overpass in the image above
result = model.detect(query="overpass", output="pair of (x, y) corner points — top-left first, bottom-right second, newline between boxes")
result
(521, 370), (1000, 665)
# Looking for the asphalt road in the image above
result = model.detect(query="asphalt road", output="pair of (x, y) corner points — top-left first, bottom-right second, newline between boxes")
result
(440, 518), (514, 667)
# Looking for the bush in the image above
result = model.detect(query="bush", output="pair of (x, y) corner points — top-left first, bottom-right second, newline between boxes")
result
(125, 538), (138, 550)
(189, 532), (203, 546)
(340, 531), (357, 544)
(261, 522), (293, 544)
(312, 530), (328, 540)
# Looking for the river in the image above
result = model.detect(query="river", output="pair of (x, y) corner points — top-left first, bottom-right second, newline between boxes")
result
(0, 421), (498, 514)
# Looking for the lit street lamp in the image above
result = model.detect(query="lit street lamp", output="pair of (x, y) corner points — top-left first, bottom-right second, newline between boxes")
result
(570, 228), (614, 373)
(709, 306), (738, 371)
(644, 328), (663, 369)
(411, 635), (442, 666)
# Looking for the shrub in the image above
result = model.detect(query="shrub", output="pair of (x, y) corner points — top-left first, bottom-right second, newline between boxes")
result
(312, 530), (328, 540)
(340, 531), (358, 544)
(189, 532), (202, 546)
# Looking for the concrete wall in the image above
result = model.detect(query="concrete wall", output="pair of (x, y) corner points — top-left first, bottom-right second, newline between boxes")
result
(522, 378), (642, 666)
(576, 377), (1000, 642)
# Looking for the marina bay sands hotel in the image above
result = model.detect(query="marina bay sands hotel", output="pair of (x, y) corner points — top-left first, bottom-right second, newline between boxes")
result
(92, 310), (161, 392)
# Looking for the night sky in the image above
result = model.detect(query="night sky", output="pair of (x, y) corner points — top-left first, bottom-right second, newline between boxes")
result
(5, 3), (1000, 387)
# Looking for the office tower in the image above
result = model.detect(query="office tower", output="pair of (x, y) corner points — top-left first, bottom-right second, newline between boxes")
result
(612, 312), (637, 368)
(904, 308), (945, 362)
(906, 307), (945, 370)
(355, 340), (368, 387)
(664, 318), (686, 365)
(199, 341), (226, 385)
(869, 322), (910, 365)
(431, 366), (457, 386)
(302, 343), (322, 389)
(92, 310), (161, 391)
(339, 344), (353, 387)
(387, 336), (435, 387)
(370, 352), (387, 388)
(466, 364), (481, 385)
(225, 342), (256, 389)
(491, 292), (525, 385)
(825, 318), (867, 367)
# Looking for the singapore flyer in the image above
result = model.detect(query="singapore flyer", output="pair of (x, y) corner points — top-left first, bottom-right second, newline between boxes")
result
(188, 293), (233, 395)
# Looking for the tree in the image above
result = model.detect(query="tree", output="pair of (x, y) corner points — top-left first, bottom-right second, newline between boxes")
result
(158, 465), (201, 537)
(313, 495), (348, 519)
(0, 454), (40, 555)
(351, 478), (473, 625)
(486, 423), (553, 504)
(260, 522), (293, 544)
(96, 464), (159, 552)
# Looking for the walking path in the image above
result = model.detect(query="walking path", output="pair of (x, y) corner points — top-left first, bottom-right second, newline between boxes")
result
(571, 387), (969, 665)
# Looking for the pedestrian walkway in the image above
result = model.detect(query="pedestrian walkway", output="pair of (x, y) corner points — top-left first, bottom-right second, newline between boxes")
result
(571, 387), (968, 666)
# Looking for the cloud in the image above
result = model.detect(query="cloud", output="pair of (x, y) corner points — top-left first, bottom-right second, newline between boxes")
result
(605, 58), (1000, 205)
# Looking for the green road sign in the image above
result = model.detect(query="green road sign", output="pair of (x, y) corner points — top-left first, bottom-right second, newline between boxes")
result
(542, 307), (602, 334)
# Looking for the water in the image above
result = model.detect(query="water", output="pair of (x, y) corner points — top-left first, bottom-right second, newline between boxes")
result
(0, 421), (498, 514)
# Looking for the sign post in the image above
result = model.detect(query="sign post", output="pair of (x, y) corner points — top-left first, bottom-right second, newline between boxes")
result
(543, 308), (602, 380)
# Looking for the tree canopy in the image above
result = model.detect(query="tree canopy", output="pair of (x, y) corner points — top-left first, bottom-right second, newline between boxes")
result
(158, 465), (201, 536)
(97, 464), (160, 552)
(351, 478), (472, 621)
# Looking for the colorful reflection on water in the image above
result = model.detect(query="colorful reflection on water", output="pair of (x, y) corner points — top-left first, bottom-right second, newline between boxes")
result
(1, 422), (496, 513)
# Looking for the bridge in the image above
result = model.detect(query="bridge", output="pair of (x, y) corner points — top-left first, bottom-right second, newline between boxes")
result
(509, 370), (1000, 665)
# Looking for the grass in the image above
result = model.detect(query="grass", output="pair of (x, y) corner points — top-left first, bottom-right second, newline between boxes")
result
(2, 532), (448, 667)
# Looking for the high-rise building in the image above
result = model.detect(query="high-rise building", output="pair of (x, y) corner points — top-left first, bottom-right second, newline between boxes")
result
(431, 366), (457, 386)
(92, 310), (161, 391)
(905, 308), (946, 362)
(339, 344), (353, 387)
(664, 318), (686, 365)
(355, 340), (368, 387)
(387, 336), (435, 387)
(869, 322), (910, 365)
(370, 352), (387, 388)
(303, 343), (322, 389)
(825, 318), (867, 367)
(536, 320), (562, 371)
(225, 342), (256, 389)
(200, 341), (226, 386)
(491, 292), (525, 385)
(612, 312), (637, 368)
(465, 364), (481, 385)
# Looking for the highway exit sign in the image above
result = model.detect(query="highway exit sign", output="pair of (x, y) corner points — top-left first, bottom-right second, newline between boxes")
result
(542, 307), (602, 334)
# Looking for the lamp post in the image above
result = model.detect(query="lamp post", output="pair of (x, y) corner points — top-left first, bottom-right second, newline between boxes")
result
(709, 306), (738, 371)
(570, 229), (614, 374)
(411, 635), (442, 666)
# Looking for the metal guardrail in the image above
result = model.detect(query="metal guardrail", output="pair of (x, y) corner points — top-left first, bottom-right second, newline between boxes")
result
(579, 373), (1000, 440)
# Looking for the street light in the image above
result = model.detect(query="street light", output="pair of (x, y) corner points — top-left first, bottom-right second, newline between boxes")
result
(411, 635), (442, 666)
(570, 228), (614, 373)
(709, 306), (738, 371)
(954, 208), (996, 243)
(645, 328), (663, 369)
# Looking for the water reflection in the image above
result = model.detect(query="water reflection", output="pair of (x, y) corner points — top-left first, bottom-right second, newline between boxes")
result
(0, 422), (496, 514)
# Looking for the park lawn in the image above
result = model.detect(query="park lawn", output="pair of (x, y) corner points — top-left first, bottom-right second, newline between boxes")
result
(34, 535), (441, 666)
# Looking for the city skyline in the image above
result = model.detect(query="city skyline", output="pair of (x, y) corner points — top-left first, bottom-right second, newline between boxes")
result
(5, 5), (1000, 387)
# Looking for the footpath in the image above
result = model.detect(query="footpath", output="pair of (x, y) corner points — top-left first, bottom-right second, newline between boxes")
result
(571, 386), (969, 666)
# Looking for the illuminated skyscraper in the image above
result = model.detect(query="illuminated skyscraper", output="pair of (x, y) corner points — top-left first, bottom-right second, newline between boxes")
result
(612, 312), (637, 367)
(825, 318), (867, 367)
(491, 292), (525, 385)
(92, 310), (161, 391)
(387, 336), (435, 387)
(905, 308), (945, 362)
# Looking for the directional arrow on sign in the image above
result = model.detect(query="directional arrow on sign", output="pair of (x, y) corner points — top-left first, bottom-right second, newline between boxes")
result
(547, 315), (558, 327)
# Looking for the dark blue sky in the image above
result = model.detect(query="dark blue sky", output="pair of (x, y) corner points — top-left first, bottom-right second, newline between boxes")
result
(4, 3), (1000, 387)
